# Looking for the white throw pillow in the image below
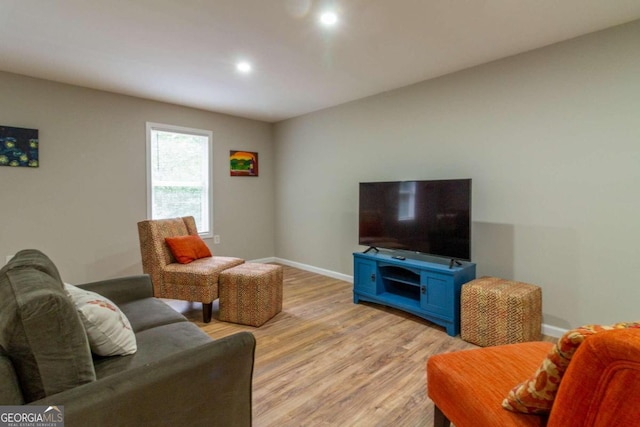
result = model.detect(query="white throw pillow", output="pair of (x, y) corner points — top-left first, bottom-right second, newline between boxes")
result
(64, 283), (137, 356)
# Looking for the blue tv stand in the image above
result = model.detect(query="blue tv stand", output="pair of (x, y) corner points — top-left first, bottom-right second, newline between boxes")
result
(353, 251), (476, 336)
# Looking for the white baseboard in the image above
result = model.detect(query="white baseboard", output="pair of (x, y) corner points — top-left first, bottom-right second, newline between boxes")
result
(541, 323), (567, 338)
(272, 257), (353, 282)
(248, 257), (278, 264)
(265, 257), (567, 338)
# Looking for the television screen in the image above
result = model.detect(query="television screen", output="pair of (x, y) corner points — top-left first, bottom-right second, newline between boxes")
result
(359, 179), (471, 260)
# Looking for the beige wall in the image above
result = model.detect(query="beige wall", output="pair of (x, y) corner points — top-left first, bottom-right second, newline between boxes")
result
(0, 72), (274, 283)
(274, 21), (640, 330)
(2, 20), (638, 332)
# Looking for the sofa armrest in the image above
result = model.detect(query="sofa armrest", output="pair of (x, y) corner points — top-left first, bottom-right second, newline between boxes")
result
(31, 331), (256, 427)
(548, 328), (640, 426)
(77, 274), (153, 304)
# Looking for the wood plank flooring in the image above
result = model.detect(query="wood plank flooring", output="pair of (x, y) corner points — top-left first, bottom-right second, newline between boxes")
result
(166, 264), (481, 426)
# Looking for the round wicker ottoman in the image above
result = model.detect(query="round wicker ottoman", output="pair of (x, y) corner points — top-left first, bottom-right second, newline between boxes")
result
(461, 276), (542, 347)
(218, 263), (283, 327)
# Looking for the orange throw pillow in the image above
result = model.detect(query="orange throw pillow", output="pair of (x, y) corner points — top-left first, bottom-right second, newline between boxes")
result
(165, 235), (212, 264)
(502, 321), (640, 414)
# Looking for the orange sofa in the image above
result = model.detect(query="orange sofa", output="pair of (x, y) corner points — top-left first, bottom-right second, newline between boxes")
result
(427, 328), (640, 427)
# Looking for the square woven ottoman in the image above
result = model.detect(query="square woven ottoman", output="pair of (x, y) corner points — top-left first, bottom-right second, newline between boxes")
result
(219, 263), (283, 327)
(461, 276), (542, 347)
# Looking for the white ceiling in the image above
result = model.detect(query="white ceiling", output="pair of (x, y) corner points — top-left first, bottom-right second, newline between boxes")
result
(1, 1), (640, 123)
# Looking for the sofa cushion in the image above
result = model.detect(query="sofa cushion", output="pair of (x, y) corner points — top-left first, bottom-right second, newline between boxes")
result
(92, 321), (212, 379)
(503, 321), (640, 414)
(0, 353), (24, 404)
(427, 342), (553, 427)
(0, 249), (95, 402)
(117, 297), (188, 333)
(165, 235), (212, 264)
(64, 283), (137, 357)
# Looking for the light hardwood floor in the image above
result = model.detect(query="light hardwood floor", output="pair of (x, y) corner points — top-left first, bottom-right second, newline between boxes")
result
(166, 264), (481, 426)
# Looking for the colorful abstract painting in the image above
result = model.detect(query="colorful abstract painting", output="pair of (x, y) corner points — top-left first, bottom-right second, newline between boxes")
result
(0, 126), (39, 168)
(230, 150), (258, 176)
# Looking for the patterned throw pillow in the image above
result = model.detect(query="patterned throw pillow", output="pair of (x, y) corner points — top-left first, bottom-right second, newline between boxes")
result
(502, 321), (640, 414)
(64, 283), (137, 357)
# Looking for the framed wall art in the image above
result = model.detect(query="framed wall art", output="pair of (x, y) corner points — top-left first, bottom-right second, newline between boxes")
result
(230, 150), (258, 177)
(0, 125), (39, 168)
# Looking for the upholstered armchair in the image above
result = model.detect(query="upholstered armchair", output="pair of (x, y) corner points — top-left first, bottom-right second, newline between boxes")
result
(137, 216), (244, 322)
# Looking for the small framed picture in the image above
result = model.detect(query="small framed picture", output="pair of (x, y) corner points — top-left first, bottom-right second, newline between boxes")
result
(230, 151), (258, 177)
(0, 125), (39, 168)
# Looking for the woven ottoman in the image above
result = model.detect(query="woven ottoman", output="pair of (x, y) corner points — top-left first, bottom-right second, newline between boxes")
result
(461, 276), (542, 347)
(219, 263), (283, 327)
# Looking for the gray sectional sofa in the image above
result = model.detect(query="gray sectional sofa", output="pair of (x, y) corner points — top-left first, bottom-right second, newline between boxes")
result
(0, 249), (255, 426)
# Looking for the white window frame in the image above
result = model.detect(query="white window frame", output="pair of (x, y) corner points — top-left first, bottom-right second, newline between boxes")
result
(145, 122), (213, 238)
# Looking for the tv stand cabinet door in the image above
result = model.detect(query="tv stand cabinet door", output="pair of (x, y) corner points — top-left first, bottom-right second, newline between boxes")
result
(354, 258), (378, 296)
(419, 272), (454, 318)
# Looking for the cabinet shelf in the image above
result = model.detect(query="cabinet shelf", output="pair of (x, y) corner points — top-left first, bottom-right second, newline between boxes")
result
(353, 252), (476, 337)
(383, 281), (420, 300)
(377, 292), (421, 310)
(379, 265), (420, 287)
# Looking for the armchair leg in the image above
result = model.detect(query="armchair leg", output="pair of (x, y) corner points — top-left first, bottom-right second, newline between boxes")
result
(202, 302), (213, 323)
(433, 405), (451, 427)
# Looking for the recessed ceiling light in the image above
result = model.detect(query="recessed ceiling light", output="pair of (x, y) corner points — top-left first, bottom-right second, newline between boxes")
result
(319, 11), (338, 26)
(236, 61), (252, 73)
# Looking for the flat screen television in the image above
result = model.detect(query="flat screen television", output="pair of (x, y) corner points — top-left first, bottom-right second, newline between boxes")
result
(359, 179), (471, 261)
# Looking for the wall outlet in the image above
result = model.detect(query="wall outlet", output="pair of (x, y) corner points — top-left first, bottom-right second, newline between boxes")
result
(213, 235), (221, 244)
(5, 255), (14, 265)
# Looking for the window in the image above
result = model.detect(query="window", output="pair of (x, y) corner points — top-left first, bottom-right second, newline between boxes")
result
(146, 122), (213, 237)
(398, 181), (416, 221)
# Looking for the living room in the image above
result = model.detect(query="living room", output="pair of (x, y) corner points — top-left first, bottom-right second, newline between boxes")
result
(1, 1), (639, 425)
